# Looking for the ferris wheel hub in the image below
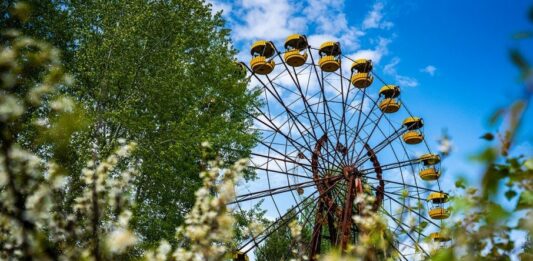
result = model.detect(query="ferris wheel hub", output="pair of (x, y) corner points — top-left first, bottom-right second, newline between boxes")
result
(341, 165), (361, 180)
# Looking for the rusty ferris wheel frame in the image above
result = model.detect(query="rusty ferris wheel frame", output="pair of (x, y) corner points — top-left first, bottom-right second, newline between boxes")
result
(229, 37), (447, 260)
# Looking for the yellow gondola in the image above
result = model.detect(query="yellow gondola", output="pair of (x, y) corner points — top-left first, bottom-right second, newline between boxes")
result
(379, 85), (400, 97)
(250, 40), (276, 74)
(233, 251), (249, 261)
(403, 130), (423, 144)
(284, 34), (308, 67)
(351, 73), (373, 88)
(402, 117), (424, 130)
(429, 232), (451, 242)
(428, 192), (450, 219)
(318, 41), (341, 72)
(350, 59), (373, 88)
(419, 153), (441, 165)
(351, 59), (373, 72)
(378, 85), (401, 113)
(428, 207), (450, 219)
(428, 192), (449, 203)
(419, 167), (440, 181)
(379, 98), (401, 113)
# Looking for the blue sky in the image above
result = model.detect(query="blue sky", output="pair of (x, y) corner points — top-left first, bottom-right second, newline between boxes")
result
(212, 0), (532, 185)
(210, 0), (532, 257)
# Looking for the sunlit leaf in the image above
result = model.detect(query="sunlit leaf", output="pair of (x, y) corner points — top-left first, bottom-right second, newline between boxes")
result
(455, 179), (466, 189)
(419, 221), (428, 229)
(517, 191), (533, 210)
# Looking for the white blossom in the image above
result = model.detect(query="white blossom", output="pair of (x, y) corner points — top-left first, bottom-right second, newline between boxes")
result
(106, 229), (137, 253)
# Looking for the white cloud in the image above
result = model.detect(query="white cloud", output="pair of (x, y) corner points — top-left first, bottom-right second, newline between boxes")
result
(209, 1), (232, 15)
(383, 57), (419, 87)
(396, 75), (419, 87)
(362, 2), (394, 30)
(383, 56), (400, 75)
(231, 0), (307, 41)
(306, 34), (339, 48)
(420, 65), (437, 76)
(217, 0), (364, 51)
(348, 37), (391, 64)
(303, 0), (364, 50)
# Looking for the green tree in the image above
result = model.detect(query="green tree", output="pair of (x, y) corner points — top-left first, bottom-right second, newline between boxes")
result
(1, 0), (258, 249)
(254, 210), (299, 261)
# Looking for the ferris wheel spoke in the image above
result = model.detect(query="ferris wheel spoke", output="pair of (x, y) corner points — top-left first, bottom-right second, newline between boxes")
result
(248, 165), (312, 180)
(238, 189), (321, 254)
(284, 196), (321, 258)
(252, 102), (314, 149)
(366, 184), (427, 205)
(351, 99), (400, 167)
(247, 65), (319, 144)
(353, 127), (408, 168)
(360, 157), (423, 175)
(380, 191), (440, 229)
(254, 143), (331, 182)
(254, 89), (346, 171)
(321, 78), (350, 156)
(365, 176), (439, 193)
(346, 85), (398, 166)
(249, 151), (340, 175)
(306, 48), (348, 167)
(254, 135), (341, 178)
(251, 110), (341, 169)
(265, 74), (321, 140)
(291, 65), (328, 136)
(377, 205), (430, 257)
(339, 69), (350, 163)
(384, 236), (410, 261)
(346, 91), (379, 162)
(320, 73), (348, 166)
(238, 177), (342, 254)
(231, 175), (342, 205)
(273, 49), (323, 140)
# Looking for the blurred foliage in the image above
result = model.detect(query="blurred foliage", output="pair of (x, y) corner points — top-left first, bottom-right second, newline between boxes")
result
(428, 8), (533, 261)
(1, 0), (259, 251)
(0, 27), (139, 260)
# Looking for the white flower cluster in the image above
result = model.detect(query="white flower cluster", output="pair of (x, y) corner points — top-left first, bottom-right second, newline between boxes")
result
(0, 141), (139, 259)
(349, 193), (397, 260)
(438, 135), (452, 157)
(145, 156), (248, 261)
(0, 32), (140, 260)
(288, 220), (309, 261)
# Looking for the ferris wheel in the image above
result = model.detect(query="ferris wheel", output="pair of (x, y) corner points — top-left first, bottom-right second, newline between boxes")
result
(230, 34), (451, 260)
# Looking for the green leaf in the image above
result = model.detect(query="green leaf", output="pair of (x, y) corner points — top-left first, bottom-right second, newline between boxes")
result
(431, 248), (454, 261)
(489, 108), (505, 126)
(455, 179), (466, 189)
(517, 191), (533, 210)
(510, 49), (530, 73)
(419, 221), (428, 229)
(480, 132), (494, 141)
(504, 190), (517, 200)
